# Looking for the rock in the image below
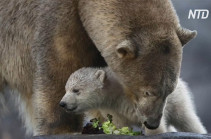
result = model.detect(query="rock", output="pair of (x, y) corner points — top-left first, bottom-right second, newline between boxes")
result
(32, 132), (211, 139)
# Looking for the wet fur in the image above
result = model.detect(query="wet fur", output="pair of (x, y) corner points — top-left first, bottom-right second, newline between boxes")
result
(0, 0), (197, 135)
(0, 0), (105, 135)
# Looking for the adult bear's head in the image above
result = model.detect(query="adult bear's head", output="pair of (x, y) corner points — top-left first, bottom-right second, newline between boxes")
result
(79, 0), (197, 129)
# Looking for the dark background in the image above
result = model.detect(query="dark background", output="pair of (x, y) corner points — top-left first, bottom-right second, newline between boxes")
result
(172, 0), (211, 133)
(0, 0), (210, 138)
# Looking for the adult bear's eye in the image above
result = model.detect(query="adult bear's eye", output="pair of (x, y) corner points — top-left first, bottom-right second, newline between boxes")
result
(72, 89), (79, 94)
(144, 91), (152, 97)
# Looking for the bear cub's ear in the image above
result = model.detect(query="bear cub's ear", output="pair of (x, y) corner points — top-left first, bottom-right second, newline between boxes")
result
(95, 70), (106, 83)
(177, 27), (197, 46)
(116, 40), (136, 59)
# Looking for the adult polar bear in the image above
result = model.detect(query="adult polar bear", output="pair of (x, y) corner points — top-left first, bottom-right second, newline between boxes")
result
(0, 0), (198, 136)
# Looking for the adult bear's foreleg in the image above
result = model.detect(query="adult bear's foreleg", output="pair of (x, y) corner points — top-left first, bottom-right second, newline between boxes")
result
(33, 74), (83, 135)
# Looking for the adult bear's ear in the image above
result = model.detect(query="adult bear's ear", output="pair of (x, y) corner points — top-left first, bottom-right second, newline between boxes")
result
(116, 40), (136, 59)
(95, 70), (106, 83)
(177, 28), (197, 46)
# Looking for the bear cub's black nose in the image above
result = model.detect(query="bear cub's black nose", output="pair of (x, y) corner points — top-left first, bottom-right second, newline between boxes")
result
(59, 102), (66, 108)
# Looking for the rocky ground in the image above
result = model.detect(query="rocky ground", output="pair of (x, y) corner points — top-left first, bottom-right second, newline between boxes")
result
(32, 132), (211, 139)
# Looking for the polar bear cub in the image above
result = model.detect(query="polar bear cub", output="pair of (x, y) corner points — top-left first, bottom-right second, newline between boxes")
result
(60, 67), (207, 135)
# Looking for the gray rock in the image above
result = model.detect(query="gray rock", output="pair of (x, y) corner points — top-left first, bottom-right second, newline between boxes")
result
(32, 132), (211, 139)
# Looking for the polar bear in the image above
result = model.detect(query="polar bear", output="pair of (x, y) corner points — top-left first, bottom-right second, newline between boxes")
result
(0, 0), (198, 135)
(60, 67), (207, 135)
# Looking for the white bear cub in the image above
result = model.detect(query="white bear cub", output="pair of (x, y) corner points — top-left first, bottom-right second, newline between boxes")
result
(60, 67), (207, 135)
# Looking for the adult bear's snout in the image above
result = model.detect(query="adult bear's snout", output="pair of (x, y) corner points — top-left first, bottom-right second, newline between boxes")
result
(144, 114), (162, 130)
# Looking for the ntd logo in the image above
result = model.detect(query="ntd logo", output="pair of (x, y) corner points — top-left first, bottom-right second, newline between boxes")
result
(188, 9), (209, 19)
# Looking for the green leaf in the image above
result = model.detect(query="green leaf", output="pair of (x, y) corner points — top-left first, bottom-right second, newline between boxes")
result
(89, 114), (142, 136)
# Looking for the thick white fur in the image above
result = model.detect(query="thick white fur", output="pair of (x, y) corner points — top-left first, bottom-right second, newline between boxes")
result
(63, 68), (207, 135)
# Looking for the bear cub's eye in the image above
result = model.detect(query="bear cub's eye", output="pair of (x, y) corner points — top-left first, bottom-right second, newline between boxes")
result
(72, 89), (79, 94)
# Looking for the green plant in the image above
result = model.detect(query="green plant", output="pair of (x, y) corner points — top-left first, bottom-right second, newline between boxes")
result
(91, 114), (142, 136)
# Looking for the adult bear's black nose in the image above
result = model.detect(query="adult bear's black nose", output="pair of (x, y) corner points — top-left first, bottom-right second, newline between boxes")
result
(59, 101), (66, 108)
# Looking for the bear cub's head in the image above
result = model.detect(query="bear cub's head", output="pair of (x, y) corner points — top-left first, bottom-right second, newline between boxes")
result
(60, 68), (106, 113)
